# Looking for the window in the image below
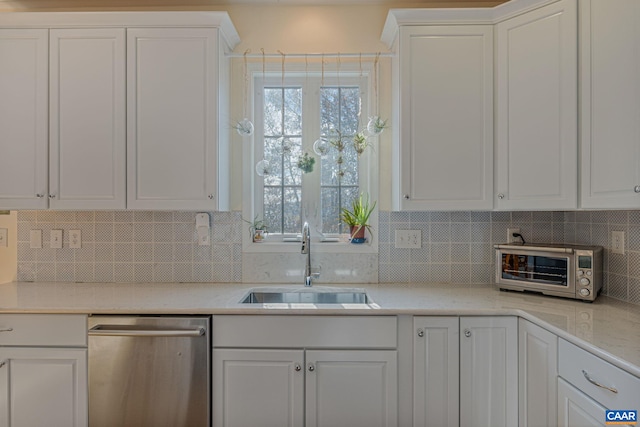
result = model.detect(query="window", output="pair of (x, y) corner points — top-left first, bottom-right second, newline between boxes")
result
(245, 63), (377, 251)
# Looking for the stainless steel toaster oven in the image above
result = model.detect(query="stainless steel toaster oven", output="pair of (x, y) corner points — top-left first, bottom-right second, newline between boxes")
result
(495, 243), (603, 302)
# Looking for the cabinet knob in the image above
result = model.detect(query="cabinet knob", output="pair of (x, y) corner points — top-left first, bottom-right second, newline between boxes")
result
(49, 194), (56, 199)
(497, 193), (505, 200)
(464, 329), (471, 338)
(403, 194), (410, 200)
(208, 194), (214, 200)
(634, 186), (640, 193)
(417, 329), (424, 338)
(308, 363), (315, 372)
(294, 363), (302, 372)
(36, 193), (45, 198)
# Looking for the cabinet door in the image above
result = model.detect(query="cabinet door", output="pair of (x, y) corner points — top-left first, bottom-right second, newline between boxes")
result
(127, 28), (220, 210)
(558, 378), (605, 427)
(395, 25), (493, 211)
(0, 347), (87, 427)
(49, 29), (126, 210)
(460, 316), (517, 427)
(306, 350), (397, 427)
(580, 0), (640, 208)
(519, 318), (558, 427)
(495, 0), (577, 210)
(212, 348), (304, 427)
(413, 317), (458, 427)
(0, 29), (48, 209)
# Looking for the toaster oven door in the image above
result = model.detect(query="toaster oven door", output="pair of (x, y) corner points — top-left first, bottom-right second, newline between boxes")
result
(497, 248), (575, 295)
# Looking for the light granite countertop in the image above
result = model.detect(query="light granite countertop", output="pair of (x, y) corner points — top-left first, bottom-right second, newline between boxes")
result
(0, 281), (639, 378)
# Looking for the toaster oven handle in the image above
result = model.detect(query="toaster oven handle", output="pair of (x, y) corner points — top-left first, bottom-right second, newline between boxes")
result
(494, 244), (574, 254)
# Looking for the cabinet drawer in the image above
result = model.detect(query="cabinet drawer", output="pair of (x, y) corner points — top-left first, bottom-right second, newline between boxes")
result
(0, 314), (87, 347)
(212, 315), (397, 349)
(559, 339), (640, 410)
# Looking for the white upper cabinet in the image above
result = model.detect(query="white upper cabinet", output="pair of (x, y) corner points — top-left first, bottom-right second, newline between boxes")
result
(580, 0), (640, 208)
(49, 28), (126, 209)
(0, 12), (238, 211)
(127, 27), (228, 210)
(384, 19), (494, 211)
(495, 0), (578, 210)
(0, 29), (48, 209)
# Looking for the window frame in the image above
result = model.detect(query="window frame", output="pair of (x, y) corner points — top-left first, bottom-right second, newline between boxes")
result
(242, 61), (379, 254)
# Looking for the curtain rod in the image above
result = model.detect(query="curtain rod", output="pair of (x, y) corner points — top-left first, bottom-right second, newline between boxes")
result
(225, 52), (394, 58)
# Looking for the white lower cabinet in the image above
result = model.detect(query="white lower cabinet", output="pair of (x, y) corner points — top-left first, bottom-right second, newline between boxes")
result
(412, 317), (459, 427)
(558, 378), (606, 427)
(0, 314), (88, 427)
(211, 315), (398, 427)
(519, 318), (558, 427)
(459, 316), (518, 427)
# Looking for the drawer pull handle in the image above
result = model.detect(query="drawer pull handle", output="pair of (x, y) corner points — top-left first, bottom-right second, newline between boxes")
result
(582, 370), (618, 394)
(0, 328), (13, 333)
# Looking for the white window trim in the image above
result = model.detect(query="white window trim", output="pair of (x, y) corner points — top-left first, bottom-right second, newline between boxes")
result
(242, 61), (379, 254)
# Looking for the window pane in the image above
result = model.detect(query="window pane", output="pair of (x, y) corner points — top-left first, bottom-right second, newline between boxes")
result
(319, 86), (361, 234)
(264, 187), (283, 233)
(340, 87), (360, 135)
(282, 137), (302, 186)
(264, 137), (282, 186)
(283, 187), (302, 234)
(284, 88), (302, 135)
(264, 88), (283, 136)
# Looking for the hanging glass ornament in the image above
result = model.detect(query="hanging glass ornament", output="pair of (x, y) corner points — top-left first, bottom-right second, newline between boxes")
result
(235, 118), (254, 136)
(281, 137), (293, 154)
(313, 137), (330, 156)
(255, 160), (271, 177)
(367, 116), (387, 136)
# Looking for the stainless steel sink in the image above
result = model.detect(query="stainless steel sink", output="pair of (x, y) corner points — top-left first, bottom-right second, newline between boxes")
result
(240, 290), (371, 304)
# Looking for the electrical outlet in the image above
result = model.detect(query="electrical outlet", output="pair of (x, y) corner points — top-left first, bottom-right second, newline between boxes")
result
(612, 231), (625, 255)
(69, 230), (82, 249)
(50, 230), (63, 249)
(395, 230), (421, 249)
(30, 230), (42, 249)
(0, 228), (7, 247)
(507, 228), (521, 244)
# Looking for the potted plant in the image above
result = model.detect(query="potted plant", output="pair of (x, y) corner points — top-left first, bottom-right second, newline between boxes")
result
(340, 193), (376, 243)
(243, 215), (268, 242)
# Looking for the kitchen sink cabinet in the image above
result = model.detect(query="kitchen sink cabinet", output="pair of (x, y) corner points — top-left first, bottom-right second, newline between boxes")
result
(211, 315), (398, 427)
(558, 378), (606, 427)
(519, 318), (558, 427)
(0, 314), (87, 427)
(383, 20), (494, 211)
(459, 316), (518, 427)
(0, 29), (49, 210)
(495, 0), (578, 210)
(579, 0), (640, 209)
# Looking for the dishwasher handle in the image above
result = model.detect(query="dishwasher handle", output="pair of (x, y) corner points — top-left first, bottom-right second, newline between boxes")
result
(89, 325), (205, 338)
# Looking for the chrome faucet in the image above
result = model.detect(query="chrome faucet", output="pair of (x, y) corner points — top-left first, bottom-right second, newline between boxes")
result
(301, 222), (320, 287)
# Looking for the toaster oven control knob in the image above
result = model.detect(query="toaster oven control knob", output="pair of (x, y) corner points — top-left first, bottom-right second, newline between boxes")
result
(579, 277), (590, 286)
(577, 270), (584, 276)
(587, 271), (592, 276)
(579, 288), (591, 297)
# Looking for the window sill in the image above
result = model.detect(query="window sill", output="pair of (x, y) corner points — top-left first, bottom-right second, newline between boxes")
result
(242, 238), (378, 254)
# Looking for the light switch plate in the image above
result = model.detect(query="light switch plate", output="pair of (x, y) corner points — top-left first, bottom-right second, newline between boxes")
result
(30, 230), (42, 249)
(0, 228), (7, 247)
(395, 230), (421, 249)
(50, 229), (63, 249)
(69, 230), (82, 249)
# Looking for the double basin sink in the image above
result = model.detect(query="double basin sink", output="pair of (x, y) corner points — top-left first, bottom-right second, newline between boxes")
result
(240, 288), (371, 305)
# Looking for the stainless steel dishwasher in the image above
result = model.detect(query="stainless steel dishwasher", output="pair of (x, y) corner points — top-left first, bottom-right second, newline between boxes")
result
(88, 316), (210, 427)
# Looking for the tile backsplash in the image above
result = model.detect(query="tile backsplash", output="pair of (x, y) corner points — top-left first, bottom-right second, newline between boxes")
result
(15, 209), (640, 306)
